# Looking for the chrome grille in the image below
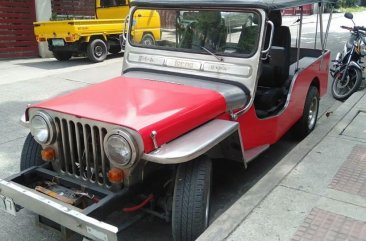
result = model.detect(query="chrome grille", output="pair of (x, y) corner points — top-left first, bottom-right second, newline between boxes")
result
(55, 117), (111, 187)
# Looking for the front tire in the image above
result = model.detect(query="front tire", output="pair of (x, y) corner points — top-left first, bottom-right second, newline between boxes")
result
(172, 157), (212, 241)
(294, 86), (320, 140)
(331, 67), (362, 101)
(20, 133), (43, 171)
(87, 39), (108, 63)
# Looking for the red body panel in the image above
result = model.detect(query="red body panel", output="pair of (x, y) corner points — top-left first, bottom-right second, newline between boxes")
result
(31, 76), (227, 153)
(220, 51), (330, 150)
(31, 51), (329, 155)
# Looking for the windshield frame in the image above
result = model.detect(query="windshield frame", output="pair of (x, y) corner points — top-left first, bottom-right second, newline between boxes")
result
(128, 7), (262, 59)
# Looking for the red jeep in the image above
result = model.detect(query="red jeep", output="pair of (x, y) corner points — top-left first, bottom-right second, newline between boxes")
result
(0, 0), (331, 241)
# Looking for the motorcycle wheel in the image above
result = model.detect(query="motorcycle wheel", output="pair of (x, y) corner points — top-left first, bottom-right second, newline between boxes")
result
(331, 66), (362, 101)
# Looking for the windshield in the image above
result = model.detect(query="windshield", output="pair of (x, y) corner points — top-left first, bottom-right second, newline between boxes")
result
(130, 9), (261, 58)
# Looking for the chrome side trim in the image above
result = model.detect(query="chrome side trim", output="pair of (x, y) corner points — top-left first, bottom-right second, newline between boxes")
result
(0, 179), (118, 241)
(143, 119), (239, 164)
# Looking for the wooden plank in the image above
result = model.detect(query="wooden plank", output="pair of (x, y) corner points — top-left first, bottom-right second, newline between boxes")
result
(0, 19), (35, 24)
(0, 46), (38, 52)
(0, 24), (34, 30)
(0, 30), (34, 35)
(0, 36), (35, 41)
(0, 51), (38, 58)
(0, 40), (37, 47)
(0, 6), (32, 13)
(0, 13), (33, 18)
(0, 0), (34, 8)
(0, 19), (36, 24)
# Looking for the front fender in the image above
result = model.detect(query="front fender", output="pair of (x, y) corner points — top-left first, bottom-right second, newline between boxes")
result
(348, 61), (363, 71)
(332, 61), (363, 77)
(143, 119), (244, 164)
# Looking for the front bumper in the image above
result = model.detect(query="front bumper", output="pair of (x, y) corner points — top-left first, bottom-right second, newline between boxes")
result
(0, 166), (130, 241)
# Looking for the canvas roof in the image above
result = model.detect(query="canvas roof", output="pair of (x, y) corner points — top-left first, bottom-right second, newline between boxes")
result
(130, 0), (334, 11)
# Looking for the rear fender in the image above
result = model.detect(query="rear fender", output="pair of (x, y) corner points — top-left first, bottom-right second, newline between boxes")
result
(86, 35), (108, 43)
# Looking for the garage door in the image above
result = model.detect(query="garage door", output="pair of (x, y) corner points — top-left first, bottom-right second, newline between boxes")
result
(0, 0), (38, 58)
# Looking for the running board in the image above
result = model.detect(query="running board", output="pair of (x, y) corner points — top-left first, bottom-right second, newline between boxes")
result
(244, 144), (270, 163)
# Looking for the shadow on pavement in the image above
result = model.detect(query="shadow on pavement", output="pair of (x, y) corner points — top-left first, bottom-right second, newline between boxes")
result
(15, 53), (124, 70)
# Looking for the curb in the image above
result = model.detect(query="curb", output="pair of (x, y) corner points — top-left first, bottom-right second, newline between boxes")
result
(197, 91), (366, 241)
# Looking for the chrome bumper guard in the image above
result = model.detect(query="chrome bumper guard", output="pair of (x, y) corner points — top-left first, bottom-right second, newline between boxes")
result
(0, 166), (126, 241)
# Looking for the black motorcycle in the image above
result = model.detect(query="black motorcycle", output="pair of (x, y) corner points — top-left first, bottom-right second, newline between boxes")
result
(331, 13), (366, 101)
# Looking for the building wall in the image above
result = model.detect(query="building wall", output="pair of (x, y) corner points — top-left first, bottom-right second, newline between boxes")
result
(51, 0), (95, 17)
(0, 0), (38, 58)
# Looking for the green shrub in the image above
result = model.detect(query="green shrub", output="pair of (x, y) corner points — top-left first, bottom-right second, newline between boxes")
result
(337, 0), (359, 7)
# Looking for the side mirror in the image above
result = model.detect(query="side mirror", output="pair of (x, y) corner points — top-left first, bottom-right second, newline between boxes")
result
(344, 12), (353, 20)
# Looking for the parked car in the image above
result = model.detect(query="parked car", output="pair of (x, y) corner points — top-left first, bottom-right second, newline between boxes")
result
(0, 0), (332, 241)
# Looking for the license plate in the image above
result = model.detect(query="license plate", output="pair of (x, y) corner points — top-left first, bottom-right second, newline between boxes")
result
(52, 39), (65, 46)
(0, 195), (16, 216)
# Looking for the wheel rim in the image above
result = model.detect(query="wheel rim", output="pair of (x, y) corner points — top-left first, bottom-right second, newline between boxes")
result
(308, 96), (318, 130)
(94, 45), (104, 57)
(142, 36), (154, 45)
(333, 68), (358, 98)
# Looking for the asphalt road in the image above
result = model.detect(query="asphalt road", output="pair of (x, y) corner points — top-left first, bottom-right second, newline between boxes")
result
(0, 11), (364, 241)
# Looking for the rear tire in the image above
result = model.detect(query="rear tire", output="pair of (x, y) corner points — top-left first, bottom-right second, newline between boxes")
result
(172, 157), (212, 241)
(331, 67), (362, 101)
(20, 133), (43, 171)
(140, 33), (155, 46)
(53, 51), (72, 61)
(294, 86), (319, 140)
(87, 39), (107, 63)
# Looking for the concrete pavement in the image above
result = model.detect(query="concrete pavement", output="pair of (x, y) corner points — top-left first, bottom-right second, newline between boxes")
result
(198, 89), (366, 240)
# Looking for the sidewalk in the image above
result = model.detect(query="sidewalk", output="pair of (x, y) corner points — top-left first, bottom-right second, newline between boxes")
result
(199, 90), (366, 241)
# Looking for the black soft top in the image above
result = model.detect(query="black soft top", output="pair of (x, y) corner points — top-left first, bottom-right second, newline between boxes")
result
(130, 0), (333, 11)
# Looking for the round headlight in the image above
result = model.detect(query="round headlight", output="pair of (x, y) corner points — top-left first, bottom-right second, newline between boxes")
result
(30, 115), (50, 144)
(105, 134), (133, 166)
(30, 112), (55, 145)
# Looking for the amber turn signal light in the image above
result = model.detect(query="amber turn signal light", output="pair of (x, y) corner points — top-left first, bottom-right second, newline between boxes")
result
(108, 168), (124, 184)
(41, 148), (55, 161)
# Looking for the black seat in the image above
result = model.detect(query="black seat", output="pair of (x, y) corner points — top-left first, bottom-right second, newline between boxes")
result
(259, 10), (291, 87)
(179, 11), (227, 51)
(255, 10), (291, 117)
(237, 15), (260, 54)
(194, 11), (227, 51)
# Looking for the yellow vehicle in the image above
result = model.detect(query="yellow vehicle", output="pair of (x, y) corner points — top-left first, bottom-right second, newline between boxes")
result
(34, 0), (161, 62)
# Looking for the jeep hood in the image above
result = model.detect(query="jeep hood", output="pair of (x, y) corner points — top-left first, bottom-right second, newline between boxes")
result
(30, 76), (227, 153)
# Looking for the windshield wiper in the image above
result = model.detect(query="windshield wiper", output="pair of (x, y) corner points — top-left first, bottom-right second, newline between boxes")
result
(201, 46), (224, 62)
